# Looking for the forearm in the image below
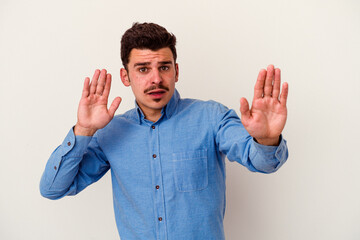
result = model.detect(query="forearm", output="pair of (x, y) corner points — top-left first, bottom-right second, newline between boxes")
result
(40, 128), (92, 199)
(216, 103), (288, 173)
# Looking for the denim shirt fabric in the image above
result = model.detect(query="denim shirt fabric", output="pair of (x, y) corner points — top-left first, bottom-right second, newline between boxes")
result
(40, 89), (288, 240)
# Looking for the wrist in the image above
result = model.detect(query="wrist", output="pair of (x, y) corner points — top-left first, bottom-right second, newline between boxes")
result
(254, 136), (280, 146)
(74, 124), (97, 136)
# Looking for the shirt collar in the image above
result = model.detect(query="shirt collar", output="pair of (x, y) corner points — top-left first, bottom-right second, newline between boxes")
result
(134, 89), (180, 124)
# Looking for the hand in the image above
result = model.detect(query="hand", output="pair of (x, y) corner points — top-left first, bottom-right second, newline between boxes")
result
(74, 69), (122, 136)
(240, 65), (288, 146)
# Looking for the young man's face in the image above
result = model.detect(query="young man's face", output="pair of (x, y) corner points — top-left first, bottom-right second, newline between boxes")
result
(120, 47), (179, 118)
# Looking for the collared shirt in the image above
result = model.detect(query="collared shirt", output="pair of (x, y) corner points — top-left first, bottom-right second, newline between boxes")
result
(40, 89), (288, 240)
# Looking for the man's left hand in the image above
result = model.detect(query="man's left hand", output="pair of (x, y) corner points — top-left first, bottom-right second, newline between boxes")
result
(240, 65), (289, 146)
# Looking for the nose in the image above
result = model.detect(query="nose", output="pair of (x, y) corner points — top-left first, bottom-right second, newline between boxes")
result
(151, 69), (162, 85)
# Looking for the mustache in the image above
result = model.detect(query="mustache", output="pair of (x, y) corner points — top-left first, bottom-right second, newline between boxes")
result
(144, 85), (169, 94)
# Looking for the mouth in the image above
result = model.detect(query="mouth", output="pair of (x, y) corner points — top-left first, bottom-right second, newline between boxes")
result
(147, 90), (167, 98)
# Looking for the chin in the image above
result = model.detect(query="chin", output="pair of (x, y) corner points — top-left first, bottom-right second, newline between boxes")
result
(150, 101), (167, 109)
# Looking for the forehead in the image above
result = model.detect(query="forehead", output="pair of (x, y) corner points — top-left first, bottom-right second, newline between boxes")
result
(128, 47), (174, 65)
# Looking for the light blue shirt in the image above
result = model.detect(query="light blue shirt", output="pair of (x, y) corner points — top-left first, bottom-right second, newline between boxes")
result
(40, 89), (288, 240)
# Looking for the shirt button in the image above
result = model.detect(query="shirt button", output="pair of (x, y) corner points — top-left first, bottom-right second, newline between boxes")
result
(67, 142), (71, 146)
(156, 185), (160, 189)
(54, 166), (57, 170)
(152, 126), (155, 129)
(153, 154), (157, 158)
(158, 217), (162, 221)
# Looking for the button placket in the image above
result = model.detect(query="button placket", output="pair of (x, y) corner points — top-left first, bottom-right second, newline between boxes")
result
(149, 123), (167, 239)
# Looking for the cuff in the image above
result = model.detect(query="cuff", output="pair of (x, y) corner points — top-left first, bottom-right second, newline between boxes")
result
(250, 135), (288, 173)
(58, 127), (93, 157)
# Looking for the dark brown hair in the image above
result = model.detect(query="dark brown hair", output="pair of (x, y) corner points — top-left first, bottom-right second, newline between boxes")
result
(121, 22), (177, 70)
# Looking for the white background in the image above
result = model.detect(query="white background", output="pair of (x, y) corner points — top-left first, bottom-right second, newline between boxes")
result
(1, 0), (359, 239)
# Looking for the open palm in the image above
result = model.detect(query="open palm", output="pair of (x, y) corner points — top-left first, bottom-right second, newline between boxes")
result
(240, 65), (288, 146)
(75, 69), (121, 136)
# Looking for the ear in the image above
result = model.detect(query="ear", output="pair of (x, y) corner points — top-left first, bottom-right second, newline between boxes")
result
(175, 63), (179, 83)
(120, 68), (131, 87)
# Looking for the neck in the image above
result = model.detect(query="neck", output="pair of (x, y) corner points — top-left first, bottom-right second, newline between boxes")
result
(138, 105), (163, 122)
(144, 110), (162, 122)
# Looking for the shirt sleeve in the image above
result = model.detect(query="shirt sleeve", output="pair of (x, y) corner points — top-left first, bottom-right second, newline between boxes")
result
(214, 104), (288, 173)
(39, 127), (110, 200)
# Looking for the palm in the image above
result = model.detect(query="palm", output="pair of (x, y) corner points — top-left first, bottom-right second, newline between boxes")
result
(76, 69), (121, 135)
(78, 93), (113, 130)
(240, 65), (288, 145)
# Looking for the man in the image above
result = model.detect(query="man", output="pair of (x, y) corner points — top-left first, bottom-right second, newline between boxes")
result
(40, 22), (289, 240)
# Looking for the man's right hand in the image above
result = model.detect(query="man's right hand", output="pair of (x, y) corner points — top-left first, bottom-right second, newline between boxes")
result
(74, 69), (122, 136)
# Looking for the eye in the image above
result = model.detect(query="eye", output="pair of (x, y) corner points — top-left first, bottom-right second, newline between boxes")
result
(160, 66), (169, 71)
(139, 67), (147, 73)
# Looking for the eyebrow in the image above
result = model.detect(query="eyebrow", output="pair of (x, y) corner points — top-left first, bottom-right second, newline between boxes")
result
(133, 61), (173, 67)
(158, 61), (173, 65)
(134, 62), (150, 67)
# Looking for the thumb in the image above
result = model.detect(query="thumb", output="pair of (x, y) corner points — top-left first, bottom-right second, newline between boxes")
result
(240, 97), (251, 120)
(109, 97), (122, 118)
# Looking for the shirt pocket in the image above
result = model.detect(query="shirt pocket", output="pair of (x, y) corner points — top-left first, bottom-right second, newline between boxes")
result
(172, 149), (208, 192)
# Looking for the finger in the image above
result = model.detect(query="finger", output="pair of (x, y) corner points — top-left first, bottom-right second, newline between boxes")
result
(264, 65), (274, 97)
(90, 69), (101, 95)
(96, 69), (107, 95)
(272, 68), (281, 100)
(102, 74), (112, 98)
(280, 82), (289, 107)
(240, 97), (251, 121)
(108, 97), (122, 118)
(254, 69), (266, 99)
(82, 77), (90, 98)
